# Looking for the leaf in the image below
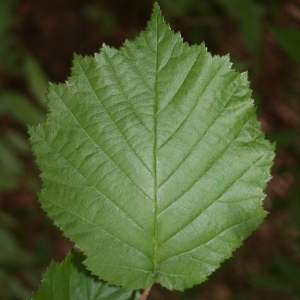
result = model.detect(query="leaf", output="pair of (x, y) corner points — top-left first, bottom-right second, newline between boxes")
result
(23, 54), (49, 108)
(0, 138), (23, 191)
(0, 91), (45, 126)
(269, 25), (300, 65)
(29, 3), (274, 291)
(3, 129), (31, 154)
(32, 251), (138, 300)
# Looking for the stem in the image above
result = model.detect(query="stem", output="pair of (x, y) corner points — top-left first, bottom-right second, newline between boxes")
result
(140, 286), (152, 300)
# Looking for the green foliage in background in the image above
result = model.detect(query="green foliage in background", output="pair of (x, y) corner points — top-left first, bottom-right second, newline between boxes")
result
(269, 26), (300, 65)
(216, 0), (264, 54)
(251, 254), (300, 296)
(0, 0), (49, 298)
(0, 211), (36, 300)
(0, 0), (47, 192)
(29, 3), (274, 294)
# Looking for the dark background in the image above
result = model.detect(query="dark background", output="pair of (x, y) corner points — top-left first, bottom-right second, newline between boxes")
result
(0, 0), (300, 299)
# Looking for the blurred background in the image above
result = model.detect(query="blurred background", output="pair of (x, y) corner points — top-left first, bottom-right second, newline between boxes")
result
(0, 0), (300, 299)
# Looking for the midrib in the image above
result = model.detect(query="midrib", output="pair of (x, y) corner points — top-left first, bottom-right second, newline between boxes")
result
(152, 12), (159, 274)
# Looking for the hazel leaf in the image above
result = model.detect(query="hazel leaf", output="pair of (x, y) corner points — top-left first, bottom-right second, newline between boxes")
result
(29, 3), (274, 291)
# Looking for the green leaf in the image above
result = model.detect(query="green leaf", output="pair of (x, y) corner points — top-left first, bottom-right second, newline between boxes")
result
(29, 3), (274, 291)
(0, 91), (45, 126)
(32, 251), (138, 300)
(0, 138), (23, 174)
(3, 129), (31, 154)
(23, 54), (49, 108)
(269, 25), (300, 65)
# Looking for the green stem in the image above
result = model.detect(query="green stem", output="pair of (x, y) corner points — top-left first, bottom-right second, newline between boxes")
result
(140, 286), (152, 300)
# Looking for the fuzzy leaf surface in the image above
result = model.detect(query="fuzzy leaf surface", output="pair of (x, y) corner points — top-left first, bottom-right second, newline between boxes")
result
(29, 3), (274, 291)
(32, 251), (138, 300)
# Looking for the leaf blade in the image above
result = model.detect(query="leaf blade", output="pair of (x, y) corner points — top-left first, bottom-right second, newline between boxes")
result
(29, 3), (274, 291)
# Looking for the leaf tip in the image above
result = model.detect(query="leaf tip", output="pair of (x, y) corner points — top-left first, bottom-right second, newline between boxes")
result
(152, 1), (161, 12)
